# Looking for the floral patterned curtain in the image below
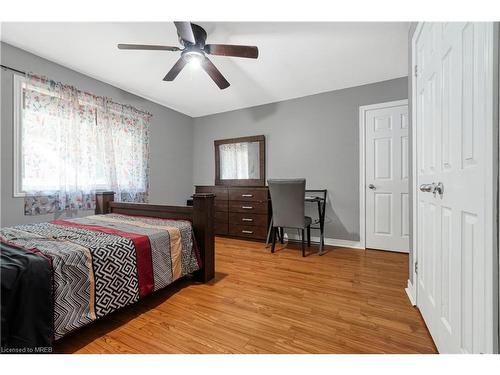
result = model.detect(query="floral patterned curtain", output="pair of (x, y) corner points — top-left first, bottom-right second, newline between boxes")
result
(23, 74), (151, 215)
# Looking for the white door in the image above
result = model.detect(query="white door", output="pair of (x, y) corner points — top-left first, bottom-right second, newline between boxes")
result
(414, 22), (495, 353)
(364, 101), (409, 252)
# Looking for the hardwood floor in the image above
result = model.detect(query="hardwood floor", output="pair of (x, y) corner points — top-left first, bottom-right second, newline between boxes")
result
(54, 237), (437, 354)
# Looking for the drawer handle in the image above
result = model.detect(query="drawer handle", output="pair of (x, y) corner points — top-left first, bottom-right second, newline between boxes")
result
(241, 194), (253, 198)
(242, 218), (253, 222)
(242, 206), (253, 209)
(242, 230), (254, 234)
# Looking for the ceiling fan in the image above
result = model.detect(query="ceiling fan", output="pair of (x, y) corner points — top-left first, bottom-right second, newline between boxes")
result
(117, 22), (259, 90)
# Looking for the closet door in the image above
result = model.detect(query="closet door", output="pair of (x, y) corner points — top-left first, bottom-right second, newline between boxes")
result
(364, 102), (409, 252)
(414, 22), (495, 353)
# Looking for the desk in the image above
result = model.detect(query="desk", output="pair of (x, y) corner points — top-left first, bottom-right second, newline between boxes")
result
(266, 189), (327, 255)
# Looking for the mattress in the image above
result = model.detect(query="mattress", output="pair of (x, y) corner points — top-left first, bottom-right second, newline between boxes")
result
(0, 213), (200, 345)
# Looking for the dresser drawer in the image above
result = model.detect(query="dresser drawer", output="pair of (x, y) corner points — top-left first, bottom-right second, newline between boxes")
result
(194, 185), (269, 242)
(215, 222), (228, 236)
(228, 212), (267, 227)
(215, 200), (228, 212)
(229, 201), (268, 214)
(195, 186), (228, 201)
(228, 188), (268, 202)
(215, 211), (228, 223)
(214, 188), (228, 201)
(229, 224), (268, 239)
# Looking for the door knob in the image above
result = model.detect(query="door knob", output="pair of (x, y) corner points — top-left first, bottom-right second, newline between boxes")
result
(420, 184), (434, 193)
(420, 182), (444, 197)
(434, 182), (444, 196)
(420, 183), (434, 193)
(368, 184), (376, 190)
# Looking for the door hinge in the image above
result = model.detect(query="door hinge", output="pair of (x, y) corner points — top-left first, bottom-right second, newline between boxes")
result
(414, 65), (418, 77)
(415, 261), (418, 274)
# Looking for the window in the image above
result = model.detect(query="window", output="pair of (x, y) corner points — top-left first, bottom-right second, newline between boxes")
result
(14, 74), (150, 206)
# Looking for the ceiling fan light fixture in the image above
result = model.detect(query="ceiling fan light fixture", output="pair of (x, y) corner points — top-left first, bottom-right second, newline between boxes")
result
(182, 49), (204, 68)
(119, 22), (258, 89)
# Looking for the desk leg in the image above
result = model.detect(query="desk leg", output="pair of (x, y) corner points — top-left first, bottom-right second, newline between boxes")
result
(317, 200), (325, 255)
(265, 216), (273, 247)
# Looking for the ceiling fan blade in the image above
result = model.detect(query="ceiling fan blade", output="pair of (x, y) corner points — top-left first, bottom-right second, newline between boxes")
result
(163, 57), (188, 81)
(202, 57), (230, 90)
(204, 44), (258, 59)
(118, 43), (180, 51)
(174, 21), (196, 44)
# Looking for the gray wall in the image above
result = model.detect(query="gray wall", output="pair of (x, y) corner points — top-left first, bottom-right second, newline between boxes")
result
(192, 77), (408, 242)
(1, 42), (194, 227)
(0, 42), (409, 243)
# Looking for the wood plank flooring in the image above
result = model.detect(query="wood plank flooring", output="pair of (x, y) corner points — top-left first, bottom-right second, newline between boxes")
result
(54, 237), (437, 353)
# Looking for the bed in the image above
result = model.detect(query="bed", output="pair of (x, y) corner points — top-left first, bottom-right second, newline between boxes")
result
(0, 192), (215, 350)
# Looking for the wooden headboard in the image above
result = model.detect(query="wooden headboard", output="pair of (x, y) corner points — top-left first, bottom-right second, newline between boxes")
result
(95, 192), (215, 283)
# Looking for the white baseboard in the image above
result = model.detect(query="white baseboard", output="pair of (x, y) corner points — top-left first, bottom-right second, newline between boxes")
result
(405, 280), (416, 306)
(323, 237), (364, 249)
(285, 233), (364, 250)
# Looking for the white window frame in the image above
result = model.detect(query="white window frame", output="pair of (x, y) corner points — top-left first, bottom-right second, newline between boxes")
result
(13, 74), (26, 197)
(12, 75), (112, 197)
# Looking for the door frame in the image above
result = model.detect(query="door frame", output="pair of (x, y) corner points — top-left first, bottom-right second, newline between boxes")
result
(358, 99), (409, 250)
(495, 21), (499, 354)
(407, 21), (425, 307)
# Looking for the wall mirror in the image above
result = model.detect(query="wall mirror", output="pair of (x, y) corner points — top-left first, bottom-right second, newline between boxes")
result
(215, 135), (266, 186)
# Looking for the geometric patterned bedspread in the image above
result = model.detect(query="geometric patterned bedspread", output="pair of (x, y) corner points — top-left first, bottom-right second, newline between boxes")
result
(0, 214), (200, 340)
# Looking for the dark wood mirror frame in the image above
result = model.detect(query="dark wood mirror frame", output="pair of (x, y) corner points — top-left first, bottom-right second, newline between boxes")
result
(215, 135), (266, 186)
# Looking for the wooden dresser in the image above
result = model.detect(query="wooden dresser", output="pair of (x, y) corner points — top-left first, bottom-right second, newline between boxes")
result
(195, 185), (270, 241)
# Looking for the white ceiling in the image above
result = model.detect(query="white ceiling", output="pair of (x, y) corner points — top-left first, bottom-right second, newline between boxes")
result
(1, 22), (409, 117)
